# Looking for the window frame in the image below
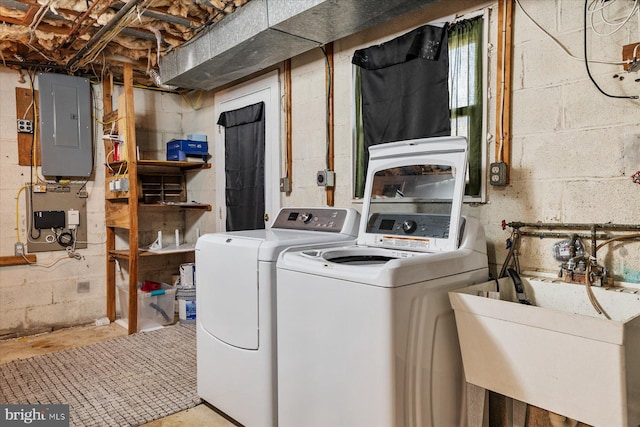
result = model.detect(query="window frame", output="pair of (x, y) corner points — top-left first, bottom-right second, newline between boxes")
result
(351, 8), (490, 203)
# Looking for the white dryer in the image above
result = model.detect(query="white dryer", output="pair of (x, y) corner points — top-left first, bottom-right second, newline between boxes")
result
(195, 207), (359, 427)
(276, 137), (489, 427)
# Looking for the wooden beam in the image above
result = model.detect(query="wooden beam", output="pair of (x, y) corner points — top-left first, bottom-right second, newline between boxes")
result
(325, 43), (335, 207)
(0, 255), (37, 266)
(16, 87), (40, 167)
(284, 59), (292, 196)
(104, 71), (117, 323)
(495, 0), (514, 182)
(123, 63), (139, 335)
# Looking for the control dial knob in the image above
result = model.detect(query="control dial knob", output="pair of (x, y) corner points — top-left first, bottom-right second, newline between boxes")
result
(402, 220), (417, 234)
(300, 213), (314, 224)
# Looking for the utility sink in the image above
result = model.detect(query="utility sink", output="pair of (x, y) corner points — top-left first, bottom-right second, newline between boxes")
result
(449, 275), (640, 427)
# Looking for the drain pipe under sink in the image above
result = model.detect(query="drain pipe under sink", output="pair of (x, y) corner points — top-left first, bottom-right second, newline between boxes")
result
(549, 411), (578, 427)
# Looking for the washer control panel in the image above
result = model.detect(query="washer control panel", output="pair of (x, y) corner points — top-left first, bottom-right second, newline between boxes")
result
(366, 213), (453, 239)
(272, 208), (357, 233)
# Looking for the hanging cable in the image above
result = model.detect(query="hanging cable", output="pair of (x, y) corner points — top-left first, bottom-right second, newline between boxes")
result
(583, 0), (639, 99)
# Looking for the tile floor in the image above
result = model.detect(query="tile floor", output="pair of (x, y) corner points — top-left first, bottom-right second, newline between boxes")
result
(0, 323), (238, 427)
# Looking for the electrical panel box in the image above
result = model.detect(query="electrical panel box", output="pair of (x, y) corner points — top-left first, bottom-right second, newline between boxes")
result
(37, 72), (93, 177)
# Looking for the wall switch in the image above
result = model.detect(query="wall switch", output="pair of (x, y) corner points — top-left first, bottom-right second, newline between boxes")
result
(490, 162), (508, 186)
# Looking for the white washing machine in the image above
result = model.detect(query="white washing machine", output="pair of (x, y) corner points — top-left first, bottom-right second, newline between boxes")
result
(276, 137), (489, 427)
(195, 207), (360, 427)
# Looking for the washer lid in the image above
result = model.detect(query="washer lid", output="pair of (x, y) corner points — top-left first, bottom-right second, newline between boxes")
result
(359, 136), (468, 253)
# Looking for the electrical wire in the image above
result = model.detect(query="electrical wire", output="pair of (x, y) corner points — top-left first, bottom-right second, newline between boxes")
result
(497, 1), (508, 163)
(321, 46), (332, 169)
(516, 0), (633, 65)
(588, 0), (639, 37)
(583, 0), (639, 99)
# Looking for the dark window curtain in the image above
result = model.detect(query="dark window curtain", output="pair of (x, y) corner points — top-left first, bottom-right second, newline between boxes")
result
(352, 24), (450, 198)
(217, 102), (265, 232)
(449, 16), (484, 197)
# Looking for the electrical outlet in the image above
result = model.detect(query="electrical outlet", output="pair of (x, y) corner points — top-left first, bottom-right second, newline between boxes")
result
(490, 162), (508, 186)
(17, 119), (33, 134)
(280, 177), (291, 193)
(14, 242), (25, 256)
(316, 170), (335, 187)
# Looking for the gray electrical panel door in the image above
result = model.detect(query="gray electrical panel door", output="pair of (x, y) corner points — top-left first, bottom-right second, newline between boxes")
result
(38, 72), (93, 177)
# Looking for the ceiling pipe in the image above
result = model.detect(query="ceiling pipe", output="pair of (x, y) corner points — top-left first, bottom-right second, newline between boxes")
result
(67, 0), (144, 70)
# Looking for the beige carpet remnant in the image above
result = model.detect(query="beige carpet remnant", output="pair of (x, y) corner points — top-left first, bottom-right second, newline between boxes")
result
(0, 324), (200, 427)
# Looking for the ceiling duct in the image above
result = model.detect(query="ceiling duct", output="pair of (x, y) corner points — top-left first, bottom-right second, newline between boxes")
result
(160, 0), (443, 90)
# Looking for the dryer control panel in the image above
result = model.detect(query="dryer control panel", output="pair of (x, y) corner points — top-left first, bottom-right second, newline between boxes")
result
(272, 208), (359, 234)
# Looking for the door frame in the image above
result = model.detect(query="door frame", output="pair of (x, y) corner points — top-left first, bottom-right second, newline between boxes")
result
(214, 70), (281, 230)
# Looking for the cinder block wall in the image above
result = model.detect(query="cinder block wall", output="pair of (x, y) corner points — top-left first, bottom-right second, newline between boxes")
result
(0, 75), (214, 338)
(284, 0), (640, 281)
(1, 1), (638, 337)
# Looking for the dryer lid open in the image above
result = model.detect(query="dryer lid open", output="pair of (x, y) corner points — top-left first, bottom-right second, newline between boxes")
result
(359, 136), (468, 253)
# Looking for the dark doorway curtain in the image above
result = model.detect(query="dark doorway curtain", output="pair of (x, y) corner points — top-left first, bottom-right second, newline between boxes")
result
(217, 102), (265, 232)
(352, 24), (451, 194)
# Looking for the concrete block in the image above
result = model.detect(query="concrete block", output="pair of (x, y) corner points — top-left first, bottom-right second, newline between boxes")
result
(513, 0), (560, 45)
(512, 86), (563, 134)
(149, 111), (183, 134)
(514, 37), (581, 90)
(0, 281), (52, 309)
(622, 132), (640, 177)
(25, 300), (79, 329)
(0, 89), (17, 118)
(563, 80), (638, 130)
(514, 129), (626, 181)
(160, 91), (183, 113)
(0, 308), (25, 338)
(76, 296), (108, 322)
(562, 179), (639, 224)
(486, 179), (564, 224)
(0, 138), (19, 165)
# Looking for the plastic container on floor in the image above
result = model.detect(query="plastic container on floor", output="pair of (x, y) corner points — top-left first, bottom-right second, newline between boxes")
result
(117, 282), (176, 332)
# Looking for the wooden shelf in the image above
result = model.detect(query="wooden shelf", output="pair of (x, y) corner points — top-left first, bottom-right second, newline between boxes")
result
(108, 159), (211, 172)
(0, 254), (37, 266)
(109, 245), (196, 259)
(140, 203), (212, 211)
(104, 64), (210, 335)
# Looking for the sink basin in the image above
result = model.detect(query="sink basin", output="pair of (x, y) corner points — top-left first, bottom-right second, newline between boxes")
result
(449, 275), (640, 427)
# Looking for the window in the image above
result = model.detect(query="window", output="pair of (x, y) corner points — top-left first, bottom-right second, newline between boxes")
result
(353, 12), (488, 202)
(449, 14), (486, 200)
